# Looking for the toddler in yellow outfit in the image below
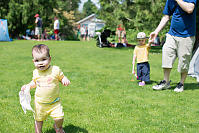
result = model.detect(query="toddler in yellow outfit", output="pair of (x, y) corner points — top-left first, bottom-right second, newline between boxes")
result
(21, 44), (70, 133)
(132, 32), (152, 86)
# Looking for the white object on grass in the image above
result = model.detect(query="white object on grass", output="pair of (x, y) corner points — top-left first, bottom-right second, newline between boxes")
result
(19, 86), (34, 114)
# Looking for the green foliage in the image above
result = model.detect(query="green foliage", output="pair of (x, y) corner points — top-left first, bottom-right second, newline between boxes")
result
(0, 0), (10, 18)
(82, 0), (98, 17)
(0, 40), (199, 132)
(98, 0), (170, 41)
(1, 0), (80, 39)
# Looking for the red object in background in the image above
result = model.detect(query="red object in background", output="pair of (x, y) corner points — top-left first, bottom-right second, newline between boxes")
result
(34, 14), (39, 17)
(54, 29), (59, 34)
(117, 24), (124, 31)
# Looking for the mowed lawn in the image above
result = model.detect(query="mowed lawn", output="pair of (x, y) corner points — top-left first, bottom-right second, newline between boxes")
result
(0, 40), (199, 133)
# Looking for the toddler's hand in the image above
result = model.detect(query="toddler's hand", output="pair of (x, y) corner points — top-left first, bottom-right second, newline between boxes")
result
(21, 85), (27, 91)
(132, 70), (135, 74)
(148, 38), (153, 44)
(62, 77), (70, 86)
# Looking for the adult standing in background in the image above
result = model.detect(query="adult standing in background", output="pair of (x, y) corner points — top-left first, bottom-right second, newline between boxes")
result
(116, 24), (123, 43)
(54, 16), (60, 40)
(151, 0), (197, 92)
(34, 14), (42, 41)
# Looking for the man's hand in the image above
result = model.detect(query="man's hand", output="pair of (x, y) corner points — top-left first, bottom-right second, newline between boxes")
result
(150, 32), (158, 42)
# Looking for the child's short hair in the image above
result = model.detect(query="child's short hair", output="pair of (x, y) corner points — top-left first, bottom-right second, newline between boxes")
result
(32, 44), (50, 57)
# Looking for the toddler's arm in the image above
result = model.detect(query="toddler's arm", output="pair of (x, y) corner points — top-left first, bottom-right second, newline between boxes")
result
(147, 38), (153, 47)
(61, 76), (70, 86)
(132, 55), (137, 74)
(21, 81), (36, 91)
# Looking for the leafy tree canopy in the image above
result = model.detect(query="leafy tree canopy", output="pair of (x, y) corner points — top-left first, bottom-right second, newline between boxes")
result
(0, 0), (81, 39)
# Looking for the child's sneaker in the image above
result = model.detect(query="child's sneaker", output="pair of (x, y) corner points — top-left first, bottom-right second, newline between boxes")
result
(139, 82), (145, 86)
(153, 80), (171, 90)
(174, 82), (184, 92)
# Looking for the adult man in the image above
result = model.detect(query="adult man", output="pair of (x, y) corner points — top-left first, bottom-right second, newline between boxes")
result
(34, 14), (42, 41)
(150, 0), (197, 92)
(54, 16), (60, 40)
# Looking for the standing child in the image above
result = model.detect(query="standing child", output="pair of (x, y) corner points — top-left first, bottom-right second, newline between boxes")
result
(21, 44), (70, 133)
(132, 32), (152, 86)
(121, 27), (127, 44)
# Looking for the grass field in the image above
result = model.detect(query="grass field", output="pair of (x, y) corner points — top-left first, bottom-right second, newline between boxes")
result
(0, 40), (199, 133)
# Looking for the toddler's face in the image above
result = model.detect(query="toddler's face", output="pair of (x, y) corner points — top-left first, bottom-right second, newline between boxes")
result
(138, 39), (146, 45)
(32, 51), (51, 71)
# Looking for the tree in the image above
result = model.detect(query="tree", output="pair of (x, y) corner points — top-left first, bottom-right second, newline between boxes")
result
(98, 0), (168, 42)
(1, 0), (81, 39)
(0, 0), (10, 18)
(82, 0), (98, 17)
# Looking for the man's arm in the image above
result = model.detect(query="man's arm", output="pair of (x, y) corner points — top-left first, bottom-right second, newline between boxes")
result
(35, 18), (38, 24)
(150, 15), (170, 41)
(176, 0), (195, 14)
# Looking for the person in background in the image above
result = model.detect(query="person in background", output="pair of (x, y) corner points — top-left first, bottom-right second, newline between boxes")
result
(121, 27), (127, 44)
(31, 30), (35, 39)
(86, 27), (89, 41)
(54, 16), (60, 40)
(116, 24), (123, 43)
(132, 32), (153, 86)
(34, 14), (42, 41)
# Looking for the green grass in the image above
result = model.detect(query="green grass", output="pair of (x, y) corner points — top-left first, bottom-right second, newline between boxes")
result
(0, 40), (199, 133)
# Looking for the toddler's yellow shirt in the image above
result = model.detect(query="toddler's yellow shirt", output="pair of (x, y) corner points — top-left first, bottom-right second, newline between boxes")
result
(32, 66), (64, 103)
(134, 44), (150, 63)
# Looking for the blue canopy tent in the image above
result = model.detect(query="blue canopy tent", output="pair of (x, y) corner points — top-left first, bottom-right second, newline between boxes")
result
(0, 19), (10, 41)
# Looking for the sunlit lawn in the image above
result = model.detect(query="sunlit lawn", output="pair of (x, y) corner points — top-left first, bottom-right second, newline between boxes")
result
(0, 40), (199, 133)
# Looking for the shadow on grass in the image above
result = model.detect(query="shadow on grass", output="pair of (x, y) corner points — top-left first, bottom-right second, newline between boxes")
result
(131, 80), (158, 85)
(183, 83), (199, 90)
(146, 80), (159, 85)
(45, 124), (88, 133)
(167, 82), (199, 90)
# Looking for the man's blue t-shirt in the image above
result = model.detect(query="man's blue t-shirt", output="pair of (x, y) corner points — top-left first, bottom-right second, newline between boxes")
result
(163, 0), (197, 37)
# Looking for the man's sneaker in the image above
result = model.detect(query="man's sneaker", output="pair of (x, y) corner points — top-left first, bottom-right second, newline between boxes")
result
(153, 80), (171, 90)
(174, 82), (184, 92)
